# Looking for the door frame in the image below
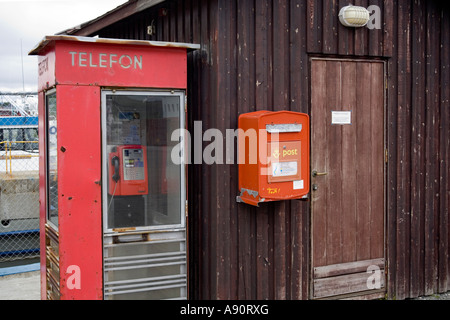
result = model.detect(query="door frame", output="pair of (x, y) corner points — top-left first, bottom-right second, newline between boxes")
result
(101, 89), (187, 234)
(308, 56), (388, 299)
(100, 88), (189, 300)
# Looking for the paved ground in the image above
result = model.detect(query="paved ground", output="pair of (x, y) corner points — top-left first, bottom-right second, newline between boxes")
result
(412, 291), (450, 300)
(0, 267), (449, 300)
(0, 271), (40, 300)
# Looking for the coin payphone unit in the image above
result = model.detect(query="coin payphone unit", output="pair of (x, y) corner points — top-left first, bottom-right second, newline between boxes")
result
(109, 145), (149, 196)
(30, 36), (199, 300)
(108, 145), (149, 229)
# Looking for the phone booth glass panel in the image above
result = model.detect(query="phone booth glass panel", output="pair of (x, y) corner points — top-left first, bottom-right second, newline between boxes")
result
(45, 90), (58, 229)
(102, 90), (187, 300)
(103, 91), (186, 231)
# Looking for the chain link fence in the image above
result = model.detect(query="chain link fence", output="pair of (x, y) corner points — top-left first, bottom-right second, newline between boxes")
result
(0, 116), (40, 263)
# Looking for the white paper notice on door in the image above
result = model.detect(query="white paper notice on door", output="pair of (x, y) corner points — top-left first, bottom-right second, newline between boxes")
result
(331, 111), (352, 125)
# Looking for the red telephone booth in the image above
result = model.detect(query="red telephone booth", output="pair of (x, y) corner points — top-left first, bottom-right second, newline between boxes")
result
(29, 36), (198, 300)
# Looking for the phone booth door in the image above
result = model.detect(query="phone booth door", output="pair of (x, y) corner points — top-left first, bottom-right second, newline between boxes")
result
(101, 90), (187, 300)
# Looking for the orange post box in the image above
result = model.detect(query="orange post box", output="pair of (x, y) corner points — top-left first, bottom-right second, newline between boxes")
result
(237, 111), (310, 206)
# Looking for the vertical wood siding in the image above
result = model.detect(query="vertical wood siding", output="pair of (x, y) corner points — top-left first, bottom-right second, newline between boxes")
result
(88, 0), (449, 300)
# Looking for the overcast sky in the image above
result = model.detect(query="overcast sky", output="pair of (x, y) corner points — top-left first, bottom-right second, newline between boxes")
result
(0, 0), (127, 92)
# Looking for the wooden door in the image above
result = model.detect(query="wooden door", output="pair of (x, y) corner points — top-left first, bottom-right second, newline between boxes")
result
(310, 59), (386, 299)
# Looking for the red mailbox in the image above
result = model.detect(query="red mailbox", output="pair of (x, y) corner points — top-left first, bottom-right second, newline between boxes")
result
(30, 36), (198, 300)
(237, 111), (310, 207)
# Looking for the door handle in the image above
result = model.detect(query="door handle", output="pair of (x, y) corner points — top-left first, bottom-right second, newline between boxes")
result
(312, 170), (328, 177)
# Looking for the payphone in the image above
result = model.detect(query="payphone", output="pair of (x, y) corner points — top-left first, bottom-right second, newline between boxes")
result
(30, 35), (199, 300)
(109, 145), (148, 196)
(108, 145), (148, 229)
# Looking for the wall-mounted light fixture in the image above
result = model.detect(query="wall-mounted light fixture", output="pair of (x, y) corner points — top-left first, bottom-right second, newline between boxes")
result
(339, 5), (370, 28)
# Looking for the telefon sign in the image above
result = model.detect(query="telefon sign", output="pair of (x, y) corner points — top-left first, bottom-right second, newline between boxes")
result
(69, 51), (143, 70)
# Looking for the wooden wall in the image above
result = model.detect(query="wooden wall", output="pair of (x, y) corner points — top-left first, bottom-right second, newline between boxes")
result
(83, 0), (449, 300)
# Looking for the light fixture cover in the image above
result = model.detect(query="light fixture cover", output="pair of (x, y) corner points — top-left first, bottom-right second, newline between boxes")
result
(339, 5), (370, 27)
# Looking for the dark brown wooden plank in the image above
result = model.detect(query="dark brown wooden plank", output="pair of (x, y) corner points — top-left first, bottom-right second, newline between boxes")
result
(340, 61), (357, 264)
(314, 259), (385, 279)
(184, 0), (202, 300)
(184, 0), (192, 43)
(289, 0), (303, 114)
(298, 2), (310, 297)
(273, 0), (290, 299)
(438, 2), (450, 294)
(162, 3), (170, 41)
(226, 0), (240, 300)
(322, 0), (338, 54)
(214, 0), (232, 300)
(194, 0), (214, 299)
(289, 0), (308, 300)
(197, 0), (212, 299)
(424, 0), (440, 296)
(313, 270), (386, 299)
(370, 61), (385, 260)
(254, 0), (271, 301)
(169, 0), (177, 42)
(306, 0), (322, 53)
(409, 0), (426, 298)
(255, 0), (270, 110)
(338, 0), (355, 56)
(236, 0), (254, 300)
(353, 0), (369, 56)
(176, 0), (185, 42)
(301, 202), (310, 299)
(273, 0), (290, 110)
(289, 201), (303, 299)
(385, 0), (399, 300)
(368, 0), (383, 56)
(273, 202), (287, 300)
(395, 0), (412, 300)
(311, 59), (328, 269)
(325, 60), (343, 266)
(340, 291), (386, 300)
(355, 61), (372, 262)
(383, 0), (394, 57)
(237, 0), (253, 115)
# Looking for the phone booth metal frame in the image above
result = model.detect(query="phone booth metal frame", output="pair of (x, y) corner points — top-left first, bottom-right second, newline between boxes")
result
(30, 35), (198, 300)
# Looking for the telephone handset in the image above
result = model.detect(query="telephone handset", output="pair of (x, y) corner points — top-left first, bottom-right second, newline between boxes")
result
(111, 156), (120, 183)
(108, 145), (149, 196)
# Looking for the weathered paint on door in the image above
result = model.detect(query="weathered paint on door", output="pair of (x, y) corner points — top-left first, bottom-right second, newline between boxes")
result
(310, 59), (386, 299)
